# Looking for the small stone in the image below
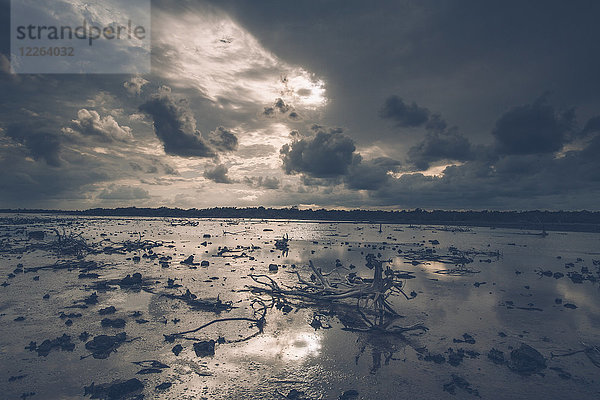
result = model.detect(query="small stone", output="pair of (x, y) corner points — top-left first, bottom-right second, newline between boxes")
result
(101, 318), (126, 328)
(509, 343), (546, 375)
(193, 340), (215, 357)
(98, 306), (117, 315)
(172, 344), (183, 356)
(339, 390), (359, 400)
(156, 382), (172, 391)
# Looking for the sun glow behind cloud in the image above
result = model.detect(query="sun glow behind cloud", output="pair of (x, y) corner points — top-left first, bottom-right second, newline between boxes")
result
(284, 73), (327, 109)
(390, 162), (463, 179)
(153, 9), (327, 109)
(142, 6), (331, 207)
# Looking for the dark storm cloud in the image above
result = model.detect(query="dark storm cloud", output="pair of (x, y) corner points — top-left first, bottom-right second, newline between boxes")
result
(369, 129), (600, 210)
(208, 0), (600, 157)
(207, 126), (238, 152)
(311, 124), (343, 134)
(277, 90), (600, 208)
(139, 90), (239, 158)
(579, 132), (600, 162)
(280, 128), (401, 190)
(280, 128), (357, 178)
(582, 116), (600, 135)
(425, 114), (447, 132)
(0, 146), (114, 208)
(370, 96), (598, 207)
(243, 176), (280, 190)
(492, 98), (575, 155)
(0, 80), (164, 208)
(4, 123), (63, 166)
(379, 96), (430, 127)
(139, 90), (217, 158)
(346, 157), (401, 190)
(203, 164), (234, 184)
(407, 127), (473, 170)
(299, 175), (341, 187)
(378, 96), (473, 170)
(2, 0), (600, 210)
(262, 98), (300, 121)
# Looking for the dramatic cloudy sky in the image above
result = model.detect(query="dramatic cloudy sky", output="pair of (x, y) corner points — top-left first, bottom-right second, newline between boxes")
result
(1, 0), (600, 210)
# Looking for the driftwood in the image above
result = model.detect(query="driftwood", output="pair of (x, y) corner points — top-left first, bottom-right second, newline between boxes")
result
(167, 255), (426, 352)
(161, 289), (233, 313)
(101, 234), (163, 254)
(551, 342), (600, 368)
(247, 255), (426, 333)
(274, 234), (290, 250)
(166, 299), (267, 344)
(401, 246), (500, 266)
(30, 229), (163, 258)
(24, 260), (99, 273)
(51, 228), (95, 257)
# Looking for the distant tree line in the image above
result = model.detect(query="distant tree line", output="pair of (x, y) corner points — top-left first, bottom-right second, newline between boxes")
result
(1, 207), (600, 232)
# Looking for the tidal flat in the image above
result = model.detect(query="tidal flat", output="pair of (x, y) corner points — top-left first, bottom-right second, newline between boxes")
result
(1, 215), (599, 399)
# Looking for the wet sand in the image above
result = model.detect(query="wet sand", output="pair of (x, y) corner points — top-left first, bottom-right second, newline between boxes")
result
(1, 215), (599, 399)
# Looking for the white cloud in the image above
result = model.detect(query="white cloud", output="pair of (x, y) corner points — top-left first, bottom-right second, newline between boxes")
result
(152, 8), (327, 111)
(123, 75), (149, 96)
(63, 109), (133, 142)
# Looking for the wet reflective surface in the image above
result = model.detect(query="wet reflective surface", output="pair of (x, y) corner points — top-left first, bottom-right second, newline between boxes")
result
(1, 215), (599, 399)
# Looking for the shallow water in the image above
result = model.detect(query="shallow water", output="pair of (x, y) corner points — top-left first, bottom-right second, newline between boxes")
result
(1, 215), (599, 399)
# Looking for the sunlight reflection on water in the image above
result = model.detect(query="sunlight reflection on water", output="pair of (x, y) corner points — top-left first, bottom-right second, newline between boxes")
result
(243, 330), (322, 361)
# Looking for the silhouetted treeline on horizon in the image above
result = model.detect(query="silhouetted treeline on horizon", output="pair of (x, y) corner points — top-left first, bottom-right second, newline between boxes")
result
(1, 207), (600, 232)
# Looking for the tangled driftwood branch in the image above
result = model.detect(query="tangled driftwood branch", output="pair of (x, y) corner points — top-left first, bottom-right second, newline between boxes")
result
(247, 255), (427, 334)
(161, 289), (233, 313)
(166, 299), (267, 344)
(51, 228), (95, 257)
(101, 236), (163, 254)
(167, 254), (426, 351)
(551, 342), (600, 368)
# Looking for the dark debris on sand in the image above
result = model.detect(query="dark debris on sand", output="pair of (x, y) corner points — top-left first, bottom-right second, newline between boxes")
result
(161, 289), (232, 313)
(84, 378), (143, 400)
(84, 333), (128, 359)
(509, 343), (547, 375)
(26, 334), (75, 357)
(193, 340), (216, 357)
(443, 374), (480, 397)
(101, 318), (126, 329)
